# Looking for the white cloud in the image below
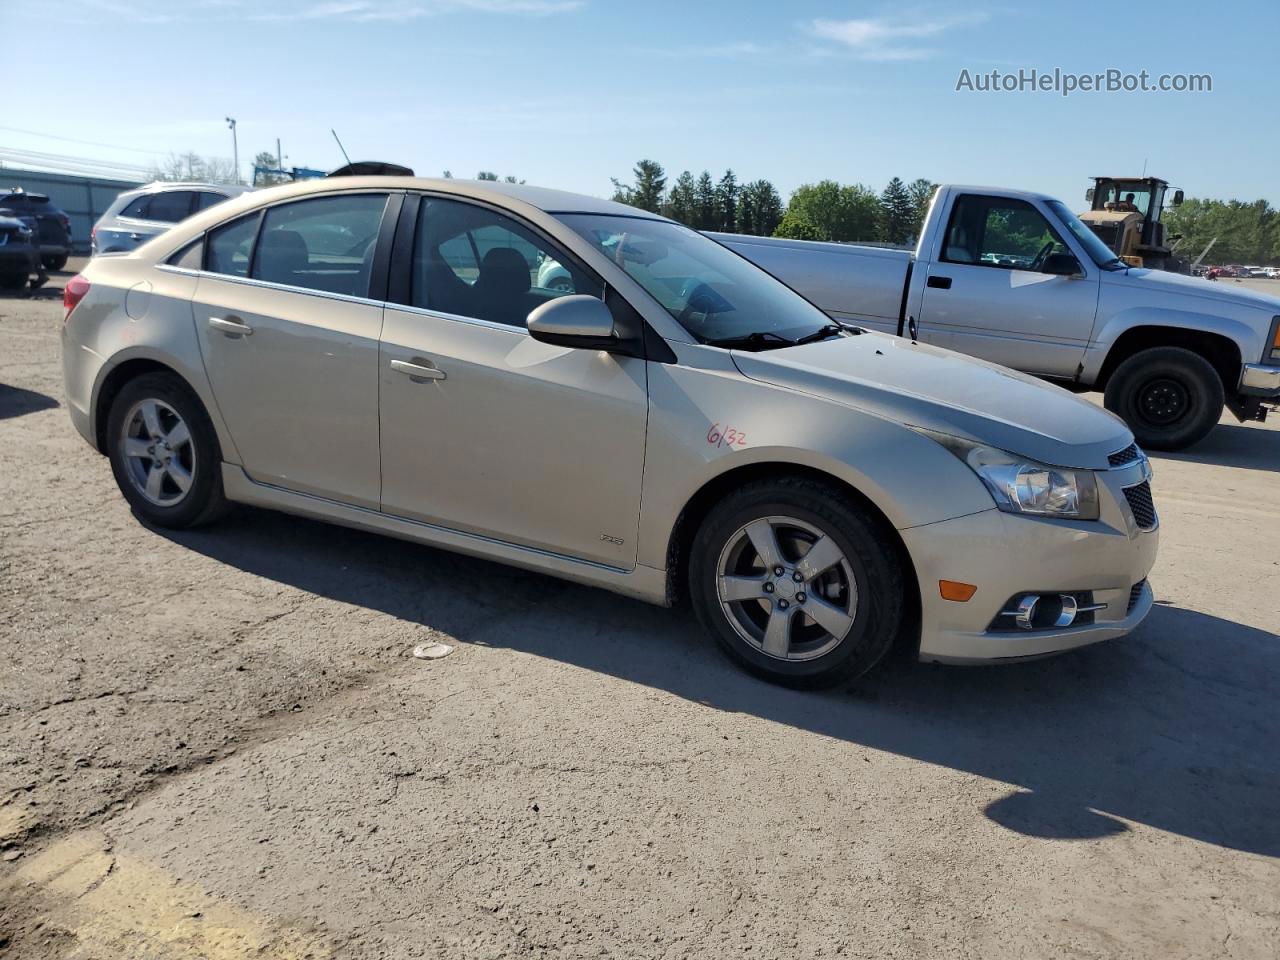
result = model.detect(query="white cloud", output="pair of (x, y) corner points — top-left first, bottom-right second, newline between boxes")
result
(806, 11), (988, 61)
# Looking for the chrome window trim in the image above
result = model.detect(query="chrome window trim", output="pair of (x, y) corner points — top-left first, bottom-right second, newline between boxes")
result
(385, 300), (532, 337)
(160, 265), (389, 310)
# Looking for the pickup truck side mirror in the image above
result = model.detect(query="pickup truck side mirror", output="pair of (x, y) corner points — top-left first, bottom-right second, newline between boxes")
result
(527, 295), (618, 349)
(1041, 252), (1083, 277)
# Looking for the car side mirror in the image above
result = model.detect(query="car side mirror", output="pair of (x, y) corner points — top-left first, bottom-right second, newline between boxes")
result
(527, 295), (617, 349)
(1041, 252), (1083, 276)
(1172, 189), (1184, 206)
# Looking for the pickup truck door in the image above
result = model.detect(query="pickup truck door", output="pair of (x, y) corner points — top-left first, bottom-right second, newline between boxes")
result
(915, 193), (1099, 378)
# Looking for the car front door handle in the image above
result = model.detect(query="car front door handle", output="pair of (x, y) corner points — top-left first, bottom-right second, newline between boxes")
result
(390, 358), (446, 381)
(208, 316), (253, 336)
(926, 275), (953, 289)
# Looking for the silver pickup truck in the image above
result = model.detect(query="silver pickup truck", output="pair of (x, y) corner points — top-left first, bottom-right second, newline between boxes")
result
(713, 184), (1280, 450)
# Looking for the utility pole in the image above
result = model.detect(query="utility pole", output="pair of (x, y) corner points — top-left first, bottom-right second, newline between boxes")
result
(226, 117), (239, 184)
(276, 138), (283, 171)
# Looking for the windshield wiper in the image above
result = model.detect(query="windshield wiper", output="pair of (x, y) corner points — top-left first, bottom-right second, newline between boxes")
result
(793, 322), (859, 346)
(704, 330), (796, 351)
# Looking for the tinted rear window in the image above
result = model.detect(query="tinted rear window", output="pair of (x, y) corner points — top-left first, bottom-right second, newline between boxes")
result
(146, 191), (195, 223)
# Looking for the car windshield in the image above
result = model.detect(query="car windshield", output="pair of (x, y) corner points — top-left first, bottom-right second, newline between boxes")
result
(557, 214), (833, 347)
(1046, 199), (1126, 268)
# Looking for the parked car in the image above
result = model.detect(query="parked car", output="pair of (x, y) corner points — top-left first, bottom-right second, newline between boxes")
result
(62, 177), (1159, 687)
(0, 188), (72, 271)
(91, 182), (252, 255)
(0, 209), (47, 291)
(714, 184), (1280, 450)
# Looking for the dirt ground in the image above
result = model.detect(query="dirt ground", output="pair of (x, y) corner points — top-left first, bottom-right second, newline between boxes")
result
(2, 263), (1278, 959)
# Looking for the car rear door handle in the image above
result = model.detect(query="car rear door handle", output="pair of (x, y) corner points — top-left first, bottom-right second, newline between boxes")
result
(208, 316), (253, 336)
(390, 358), (446, 381)
(927, 275), (952, 289)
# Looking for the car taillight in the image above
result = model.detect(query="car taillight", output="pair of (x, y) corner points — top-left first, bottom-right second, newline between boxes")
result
(64, 275), (90, 320)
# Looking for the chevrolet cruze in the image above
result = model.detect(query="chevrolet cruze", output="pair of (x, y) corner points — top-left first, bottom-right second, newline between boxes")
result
(61, 177), (1158, 686)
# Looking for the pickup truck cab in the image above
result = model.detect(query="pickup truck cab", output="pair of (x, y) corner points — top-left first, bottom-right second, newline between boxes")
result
(716, 185), (1280, 450)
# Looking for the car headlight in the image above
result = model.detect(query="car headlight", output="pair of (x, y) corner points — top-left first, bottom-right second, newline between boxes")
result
(914, 429), (1100, 520)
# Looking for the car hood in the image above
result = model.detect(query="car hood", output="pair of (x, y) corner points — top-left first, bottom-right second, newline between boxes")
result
(731, 331), (1132, 469)
(1114, 266), (1280, 313)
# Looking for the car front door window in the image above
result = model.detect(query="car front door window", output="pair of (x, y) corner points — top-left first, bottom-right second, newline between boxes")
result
(943, 196), (1069, 271)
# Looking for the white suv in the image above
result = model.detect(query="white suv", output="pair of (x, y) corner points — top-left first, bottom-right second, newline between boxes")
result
(92, 182), (252, 255)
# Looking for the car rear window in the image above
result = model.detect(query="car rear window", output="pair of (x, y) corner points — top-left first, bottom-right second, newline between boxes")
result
(146, 191), (195, 223)
(196, 192), (228, 211)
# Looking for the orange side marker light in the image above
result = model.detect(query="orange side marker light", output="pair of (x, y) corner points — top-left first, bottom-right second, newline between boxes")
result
(939, 580), (977, 602)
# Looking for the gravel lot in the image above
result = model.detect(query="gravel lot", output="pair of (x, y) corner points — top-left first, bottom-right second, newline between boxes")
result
(2, 264), (1278, 959)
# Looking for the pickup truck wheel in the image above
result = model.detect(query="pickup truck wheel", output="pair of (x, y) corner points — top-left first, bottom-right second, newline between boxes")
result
(689, 477), (904, 688)
(1104, 346), (1224, 451)
(106, 372), (228, 529)
(43, 254), (69, 272)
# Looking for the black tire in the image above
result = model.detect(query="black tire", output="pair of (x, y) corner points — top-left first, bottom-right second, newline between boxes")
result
(1103, 346), (1224, 451)
(106, 372), (228, 529)
(688, 477), (905, 688)
(0, 272), (27, 291)
(43, 254), (69, 272)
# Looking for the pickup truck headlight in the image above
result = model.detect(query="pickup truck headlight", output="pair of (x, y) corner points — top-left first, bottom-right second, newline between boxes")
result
(914, 429), (1100, 520)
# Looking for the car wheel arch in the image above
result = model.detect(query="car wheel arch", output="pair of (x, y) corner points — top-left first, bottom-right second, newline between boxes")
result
(664, 460), (921, 655)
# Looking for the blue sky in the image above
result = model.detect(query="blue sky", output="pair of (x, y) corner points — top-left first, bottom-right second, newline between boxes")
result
(3, 0), (1276, 205)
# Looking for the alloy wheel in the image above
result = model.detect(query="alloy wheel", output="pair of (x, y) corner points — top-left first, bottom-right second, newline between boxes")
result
(120, 398), (196, 507)
(715, 515), (858, 661)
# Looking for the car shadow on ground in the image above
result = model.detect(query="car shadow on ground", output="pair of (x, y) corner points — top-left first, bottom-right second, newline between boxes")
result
(0, 382), (59, 419)
(1151, 421), (1280, 475)
(160, 506), (1279, 858)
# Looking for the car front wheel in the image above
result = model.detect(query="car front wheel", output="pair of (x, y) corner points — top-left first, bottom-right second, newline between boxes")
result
(689, 477), (905, 688)
(106, 373), (227, 528)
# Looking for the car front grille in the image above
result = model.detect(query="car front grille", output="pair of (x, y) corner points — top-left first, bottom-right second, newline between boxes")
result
(1123, 481), (1157, 530)
(1127, 580), (1148, 614)
(1108, 443), (1141, 467)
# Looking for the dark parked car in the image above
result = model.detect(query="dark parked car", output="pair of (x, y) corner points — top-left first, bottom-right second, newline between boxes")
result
(0, 209), (47, 291)
(0, 189), (72, 271)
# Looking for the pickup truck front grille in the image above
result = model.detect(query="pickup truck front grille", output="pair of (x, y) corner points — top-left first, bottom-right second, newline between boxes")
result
(1108, 443), (1141, 467)
(1123, 481), (1157, 530)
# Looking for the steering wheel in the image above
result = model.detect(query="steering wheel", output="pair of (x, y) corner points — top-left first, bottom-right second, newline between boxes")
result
(1029, 241), (1056, 271)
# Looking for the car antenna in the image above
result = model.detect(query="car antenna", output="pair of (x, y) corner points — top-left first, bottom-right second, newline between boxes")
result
(331, 128), (353, 167)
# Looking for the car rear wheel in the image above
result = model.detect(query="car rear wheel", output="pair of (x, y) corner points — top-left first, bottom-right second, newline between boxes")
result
(42, 254), (69, 272)
(689, 477), (904, 688)
(106, 373), (227, 528)
(1103, 346), (1224, 451)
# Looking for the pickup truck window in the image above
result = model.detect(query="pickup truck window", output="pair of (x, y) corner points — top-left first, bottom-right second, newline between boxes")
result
(559, 214), (831, 347)
(1044, 200), (1125, 268)
(942, 195), (1070, 272)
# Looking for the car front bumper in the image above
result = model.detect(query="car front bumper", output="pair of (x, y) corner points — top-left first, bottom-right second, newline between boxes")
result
(902, 504), (1158, 664)
(1239, 363), (1280, 398)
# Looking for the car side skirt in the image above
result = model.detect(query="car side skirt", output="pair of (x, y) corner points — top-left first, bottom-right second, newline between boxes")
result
(221, 464), (672, 606)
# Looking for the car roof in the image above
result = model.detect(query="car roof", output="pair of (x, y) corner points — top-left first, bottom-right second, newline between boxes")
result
(246, 176), (664, 220)
(131, 181), (253, 195)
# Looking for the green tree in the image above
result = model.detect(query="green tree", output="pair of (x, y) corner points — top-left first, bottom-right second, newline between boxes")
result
(477, 171), (499, 181)
(694, 171), (717, 230)
(773, 211), (824, 241)
(1165, 197), (1279, 264)
(739, 179), (783, 236)
(611, 159), (667, 214)
(879, 177), (914, 244)
(665, 170), (697, 225)
(715, 169), (739, 233)
(906, 178), (936, 237)
(785, 180), (880, 242)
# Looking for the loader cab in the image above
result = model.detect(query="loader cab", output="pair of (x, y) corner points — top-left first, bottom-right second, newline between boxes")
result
(1080, 176), (1185, 269)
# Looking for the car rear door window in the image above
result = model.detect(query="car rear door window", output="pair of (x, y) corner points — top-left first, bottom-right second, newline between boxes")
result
(206, 213), (260, 277)
(196, 192), (228, 211)
(250, 194), (387, 298)
(411, 198), (600, 328)
(146, 191), (196, 223)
